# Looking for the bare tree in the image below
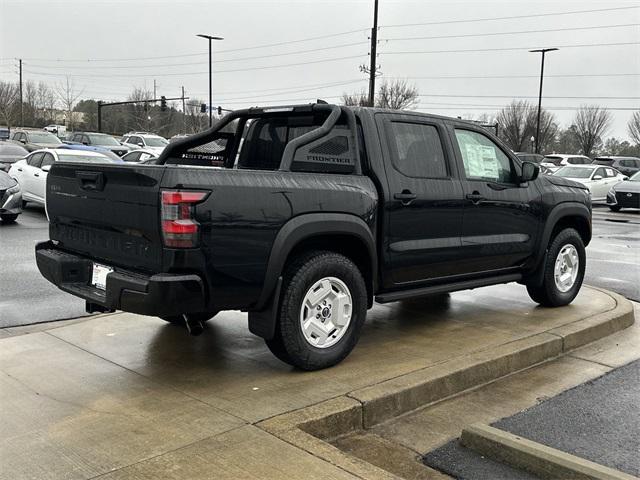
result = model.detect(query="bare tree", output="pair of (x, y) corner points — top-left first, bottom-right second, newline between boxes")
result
(0, 81), (19, 127)
(184, 99), (208, 133)
(377, 79), (419, 110)
(56, 76), (84, 130)
(126, 87), (154, 131)
(37, 82), (57, 124)
(342, 80), (419, 110)
(628, 111), (640, 145)
(573, 105), (612, 157)
(496, 100), (557, 153)
(496, 101), (530, 151)
(341, 89), (369, 107)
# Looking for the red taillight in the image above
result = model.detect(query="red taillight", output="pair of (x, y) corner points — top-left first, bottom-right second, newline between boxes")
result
(161, 190), (208, 248)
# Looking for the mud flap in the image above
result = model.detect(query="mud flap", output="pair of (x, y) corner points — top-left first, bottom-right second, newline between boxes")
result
(248, 276), (282, 340)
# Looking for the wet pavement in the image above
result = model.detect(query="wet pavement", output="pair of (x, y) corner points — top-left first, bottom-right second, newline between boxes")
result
(0, 285), (629, 479)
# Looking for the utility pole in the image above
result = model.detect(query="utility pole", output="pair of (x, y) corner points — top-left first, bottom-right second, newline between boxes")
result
(197, 34), (224, 127)
(181, 86), (186, 132)
(368, 0), (379, 107)
(153, 79), (157, 104)
(18, 59), (23, 126)
(529, 47), (558, 154)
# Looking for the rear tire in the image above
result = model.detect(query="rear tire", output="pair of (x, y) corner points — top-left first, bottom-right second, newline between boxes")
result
(265, 250), (367, 371)
(609, 205), (621, 212)
(0, 214), (18, 223)
(159, 311), (218, 325)
(526, 228), (585, 307)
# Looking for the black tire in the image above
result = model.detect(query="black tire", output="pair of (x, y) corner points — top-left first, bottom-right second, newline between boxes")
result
(159, 311), (218, 325)
(1, 214), (18, 223)
(265, 250), (367, 371)
(609, 205), (621, 212)
(526, 228), (585, 307)
(21, 200), (28, 209)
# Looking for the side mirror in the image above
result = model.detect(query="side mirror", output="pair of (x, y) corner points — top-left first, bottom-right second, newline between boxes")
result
(623, 176), (629, 181)
(593, 175), (603, 181)
(137, 142), (144, 147)
(19, 139), (26, 144)
(520, 161), (539, 183)
(41, 164), (51, 172)
(82, 141), (89, 146)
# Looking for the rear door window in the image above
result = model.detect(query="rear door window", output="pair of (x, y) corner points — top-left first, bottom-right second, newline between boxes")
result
(387, 121), (448, 178)
(41, 152), (55, 169)
(27, 152), (44, 168)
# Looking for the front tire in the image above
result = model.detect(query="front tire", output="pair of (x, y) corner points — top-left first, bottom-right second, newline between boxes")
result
(265, 251), (367, 370)
(526, 228), (585, 307)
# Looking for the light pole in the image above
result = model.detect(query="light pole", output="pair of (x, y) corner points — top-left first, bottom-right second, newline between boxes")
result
(197, 34), (224, 128)
(529, 47), (558, 154)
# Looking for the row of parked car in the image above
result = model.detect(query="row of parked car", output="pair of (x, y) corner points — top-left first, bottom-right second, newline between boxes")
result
(0, 128), (191, 223)
(515, 152), (640, 212)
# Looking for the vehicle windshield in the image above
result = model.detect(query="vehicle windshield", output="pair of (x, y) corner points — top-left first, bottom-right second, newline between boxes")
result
(144, 136), (168, 147)
(57, 153), (117, 163)
(555, 166), (594, 178)
(87, 134), (120, 146)
(29, 132), (62, 143)
(629, 171), (640, 182)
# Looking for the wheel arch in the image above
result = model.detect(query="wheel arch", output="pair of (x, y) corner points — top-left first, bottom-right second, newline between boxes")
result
(254, 213), (377, 311)
(524, 202), (591, 287)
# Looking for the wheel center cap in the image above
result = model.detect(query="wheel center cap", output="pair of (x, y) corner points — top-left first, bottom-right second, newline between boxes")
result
(321, 307), (330, 318)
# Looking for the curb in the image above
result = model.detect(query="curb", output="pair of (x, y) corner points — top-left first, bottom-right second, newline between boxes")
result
(256, 287), (634, 480)
(460, 423), (639, 480)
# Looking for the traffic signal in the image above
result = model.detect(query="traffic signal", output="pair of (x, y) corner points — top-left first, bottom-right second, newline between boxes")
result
(160, 96), (167, 112)
(217, 106), (222, 115)
(200, 103), (207, 113)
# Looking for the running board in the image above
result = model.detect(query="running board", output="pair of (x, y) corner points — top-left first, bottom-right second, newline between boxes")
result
(375, 274), (522, 303)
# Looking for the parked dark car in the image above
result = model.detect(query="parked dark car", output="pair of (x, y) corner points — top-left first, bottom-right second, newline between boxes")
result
(592, 156), (640, 178)
(0, 142), (28, 172)
(0, 170), (22, 223)
(9, 129), (62, 151)
(0, 126), (10, 141)
(36, 104), (592, 370)
(606, 171), (640, 211)
(67, 132), (130, 157)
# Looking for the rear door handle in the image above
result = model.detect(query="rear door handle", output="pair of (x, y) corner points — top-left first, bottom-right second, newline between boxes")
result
(34, 173), (39, 177)
(394, 190), (417, 205)
(466, 192), (484, 203)
(17, 168), (22, 172)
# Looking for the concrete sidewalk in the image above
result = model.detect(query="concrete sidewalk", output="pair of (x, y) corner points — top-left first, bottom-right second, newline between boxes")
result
(0, 285), (634, 479)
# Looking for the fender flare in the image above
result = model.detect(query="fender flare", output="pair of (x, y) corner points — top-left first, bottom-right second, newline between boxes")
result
(248, 213), (376, 339)
(524, 202), (591, 286)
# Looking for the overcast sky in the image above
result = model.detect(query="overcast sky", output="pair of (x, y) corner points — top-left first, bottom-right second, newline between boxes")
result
(1, 0), (639, 139)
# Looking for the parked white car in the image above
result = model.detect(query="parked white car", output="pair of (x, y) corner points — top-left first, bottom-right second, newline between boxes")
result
(541, 154), (591, 173)
(554, 165), (628, 202)
(121, 132), (168, 154)
(8, 149), (119, 207)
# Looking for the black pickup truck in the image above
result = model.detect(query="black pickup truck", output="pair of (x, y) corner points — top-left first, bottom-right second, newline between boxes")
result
(36, 104), (591, 370)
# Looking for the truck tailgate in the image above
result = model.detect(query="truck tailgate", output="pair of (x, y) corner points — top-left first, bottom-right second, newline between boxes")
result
(46, 163), (165, 272)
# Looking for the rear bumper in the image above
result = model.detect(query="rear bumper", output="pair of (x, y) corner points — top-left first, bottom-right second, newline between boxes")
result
(35, 241), (206, 317)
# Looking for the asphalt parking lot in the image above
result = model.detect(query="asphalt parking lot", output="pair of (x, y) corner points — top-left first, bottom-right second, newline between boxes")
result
(1, 203), (638, 328)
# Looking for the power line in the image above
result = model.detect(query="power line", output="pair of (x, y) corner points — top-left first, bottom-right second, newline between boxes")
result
(5, 29), (369, 64)
(388, 73), (640, 80)
(383, 41), (640, 56)
(380, 5), (640, 29)
(21, 54), (366, 78)
(382, 23), (640, 42)
(415, 94), (640, 99)
(24, 41), (368, 70)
